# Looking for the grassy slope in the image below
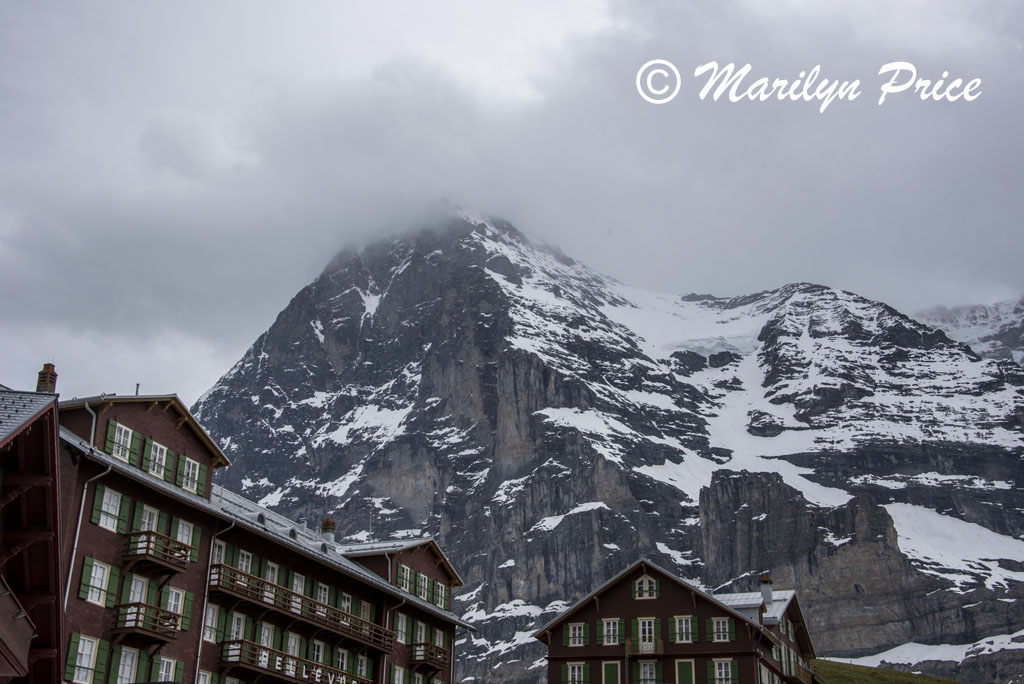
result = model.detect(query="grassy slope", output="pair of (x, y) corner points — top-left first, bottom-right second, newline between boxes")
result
(811, 659), (965, 684)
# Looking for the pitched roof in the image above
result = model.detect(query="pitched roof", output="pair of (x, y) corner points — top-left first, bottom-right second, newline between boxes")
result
(715, 589), (796, 625)
(60, 426), (473, 630)
(339, 539), (465, 587)
(59, 394), (229, 467)
(532, 559), (777, 643)
(0, 389), (57, 449)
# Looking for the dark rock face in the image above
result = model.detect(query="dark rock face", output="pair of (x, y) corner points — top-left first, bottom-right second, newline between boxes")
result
(193, 215), (1024, 684)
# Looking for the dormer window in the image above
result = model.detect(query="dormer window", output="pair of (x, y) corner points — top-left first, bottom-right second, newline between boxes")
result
(634, 575), (659, 599)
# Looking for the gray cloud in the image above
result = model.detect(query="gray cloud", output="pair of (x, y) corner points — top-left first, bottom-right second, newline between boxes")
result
(1, 0), (1021, 403)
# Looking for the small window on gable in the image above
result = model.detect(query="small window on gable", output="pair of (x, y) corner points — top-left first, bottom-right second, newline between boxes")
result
(182, 458), (200, 493)
(569, 622), (585, 647)
(713, 617), (730, 642)
(149, 442), (167, 477)
(112, 423), (133, 461)
(634, 574), (658, 599)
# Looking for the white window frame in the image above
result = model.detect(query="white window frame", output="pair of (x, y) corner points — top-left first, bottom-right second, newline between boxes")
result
(635, 575), (657, 599)
(312, 639), (325, 664)
(182, 457), (200, 492)
(398, 564), (410, 592)
(86, 559), (110, 605)
(603, 618), (619, 645)
(640, 662), (656, 684)
(212, 540), (225, 566)
(316, 583), (330, 615)
(714, 659), (732, 684)
(396, 613), (408, 644)
(176, 519), (194, 549)
(203, 604), (219, 643)
(238, 550), (253, 574)
(435, 582), (447, 608)
(149, 441), (167, 476)
(414, 673), (425, 684)
(158, 657), (175, 682)
(115, 646), (139, 684)
(568, 663), (584, 684)
(395, 665), (405, 684)
(112, 423), (133, 461)
(417, 573), (428, 600)
(72, 635), (98, 684)
(197, 673), (212, 684)
(98, 488), (122, 532)
(167, 587), (184, 621)
(291, 573), (305, 613)
(713, 617), (730, 642)
(569, 622), (584, 647)
(675, 615), (693, 643)
(356, 654), (368, 678)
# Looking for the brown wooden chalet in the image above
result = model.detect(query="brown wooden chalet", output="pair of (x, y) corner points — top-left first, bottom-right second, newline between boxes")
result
(0, 368), (64, 682)
(533, 559), (825, 684)
(51, 376), (470, 684)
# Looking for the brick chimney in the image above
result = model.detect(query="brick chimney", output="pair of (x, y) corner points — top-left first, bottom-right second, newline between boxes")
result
(321, 517), (336, 542)
(760, 573), (773, 608)
(36, 363), (57, 393)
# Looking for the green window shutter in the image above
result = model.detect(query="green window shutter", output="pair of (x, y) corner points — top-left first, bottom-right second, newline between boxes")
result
(656, 579), (661, 598)
(93, 640), (110, 684)
(175, 454), (185, 487)
(367, 658), (374, 679)
(106, 645), (122, 684)
(706, 619), (714, 642)
(604, 663), (619, 684)
(707, 661), (715, 683)
(131, 503), (143, 532)
(390, 664), (396, 684)
(304, 576), (314, 598)
(584, 664), (591, 684)
(157, 511), (169, 535)
(597, 620), (603, 646)
(656, 662), (663, 684)
(197, 464), (209, 495)
(150, 658), (161, 682)
(190, 525), (201, 562)
(146, 579), (157, 607)
(64, 633), (81, 681)
(328, 586), (337, 607)
(104, 420), (117, 453)
(245, 616), (255, 641)
(561, 663), (568, 684)
(631, 618), (638, 639)
(181, 592), (195, 630)
(669, 617), (677, 643)
(105, 565), (120, 608)
(78, 557), (95, 600)
(169, 517), (180, 541)
(216, 607), (229, 642)
(159, 586), (169, 610)
(618, 618), (625, 641)
(654, 618), (662, 641)
(116, 494), (131, 534)
(731, 660), (739, 684)
(632, 662), (640, 684)
(562, 624), (568, 647)
(174, 660), (184, 684)
(405, 617), (413, 644)
(369, 603), (377, 622)
(163, 451), (175, 483)
(141, 438), (153, 472)
(120, 573), (134, 603)
(274, 626), (283, 651)
(129, 432), (142, 464)
(227, 544), (240, 568)
(90, 484), (105, 524)
(691, 616), (698, 642)
(583, 622), (589, 646)
(430, 578), (438, 603)
(631, 580), (637, 599)
(352, 597), (363, 617)
(677, 661), (692, 684)
(729, 617), (736, 641)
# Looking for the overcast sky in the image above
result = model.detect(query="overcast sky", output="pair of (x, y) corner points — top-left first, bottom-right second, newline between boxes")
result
(1, 1), (1022, 405)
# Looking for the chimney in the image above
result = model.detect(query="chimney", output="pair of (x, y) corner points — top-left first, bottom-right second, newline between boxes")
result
(321, 517), (336, 543)
(760, 573), (773, 608)
(36, 363), (57, 393)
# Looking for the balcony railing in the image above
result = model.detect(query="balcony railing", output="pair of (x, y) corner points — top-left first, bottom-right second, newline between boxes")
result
(409, 642), (450, 670)
(221, 639), (372, 684)
(0, 575), (35, 677)
(790, 664), (814, 684)
(123, 530), (190, 572)
(626, 638), (664, 656)
(111, 602), (179, 642)
(210, 564), (394, 651)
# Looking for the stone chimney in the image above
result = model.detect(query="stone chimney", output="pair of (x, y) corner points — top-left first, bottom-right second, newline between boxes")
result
(321, 517), (336, 542)
(36, 363), (57, 393)
(760, 573), (773, 608)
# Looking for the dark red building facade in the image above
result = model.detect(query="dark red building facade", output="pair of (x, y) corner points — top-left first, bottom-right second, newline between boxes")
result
(57, 393), (469, 684)
(534, 560), (823, 684)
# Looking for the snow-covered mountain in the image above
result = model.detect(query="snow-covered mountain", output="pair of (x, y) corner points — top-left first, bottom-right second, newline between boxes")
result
(918, 298), (1024, 366)
(193, 214), (1024, 684)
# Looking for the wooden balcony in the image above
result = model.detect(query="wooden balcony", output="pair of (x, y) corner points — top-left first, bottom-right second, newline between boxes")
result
(788, 664), (814, 684)
(209, 564), (394, 651)
(111, 602), (179, 643)
(626, 638), (664, 656)
(409, 642), (449, 671)
(122, 530), (190, 572)
(220, 639), (372, 684)
(0, 575), (35, 677)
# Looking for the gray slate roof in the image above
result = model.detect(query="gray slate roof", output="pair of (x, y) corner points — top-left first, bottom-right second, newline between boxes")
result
(0, 389), (55, 447)
(715, 589), (796, 624)
(59, 426), (473, 629)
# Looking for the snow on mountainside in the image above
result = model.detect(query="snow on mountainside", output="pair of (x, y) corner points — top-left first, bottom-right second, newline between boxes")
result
(193, 213), (1024, 684)
(918, 297), (1024, 365)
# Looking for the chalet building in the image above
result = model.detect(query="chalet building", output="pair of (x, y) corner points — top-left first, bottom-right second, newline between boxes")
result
(533, 560), (824, 684)
(54, 388), (470, 684)
(0, 371), (64, 681)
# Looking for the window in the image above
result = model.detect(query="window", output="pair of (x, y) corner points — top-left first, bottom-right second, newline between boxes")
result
(435, 582), (447, 608)
(638, 618), (656, 654)
(316, 583), (330, 615)
(72, 635), (97, 684)
(264, 562), (279, 603)
(198, 673), (212, 684)
(203, 604), (219, 642)
(212, 540), (225, 566)
(396, 613), (408, 643)
(356, 655), (368, 678)
(340, 593), (352, 614)
(713, 618), (730, 642)
(337, 649), (348, 671)
(569, 623), (584, 647)
(398, 564), (411, 591)
(675, 615), (693, 643)
(603, 618), (619, 645)
(238, 550), (253, 574)
(183, 457), (200, 492)
(635, 575), (657, 599)
(112, 423), (133, 461)
(115, 647), (139, 684)
(417, 573), (428, 600)
(291, 573), (305, 613)
(158, 657), (175, 682)
(98, 488), (123, 532)
(568, 664), (584, 683)
(640, 662), (656, 684)
(312, 640), (325, 664)
(149, 442), (167, 476)
(85, 559), (110, 605)
(715, 660), (732, 684)
(395, 665), (405, 684)
(166, 588), (184, 630)
(176, 519), (194, 549)
(414, 674), (425, 684)
(760, 664), (771, 684)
